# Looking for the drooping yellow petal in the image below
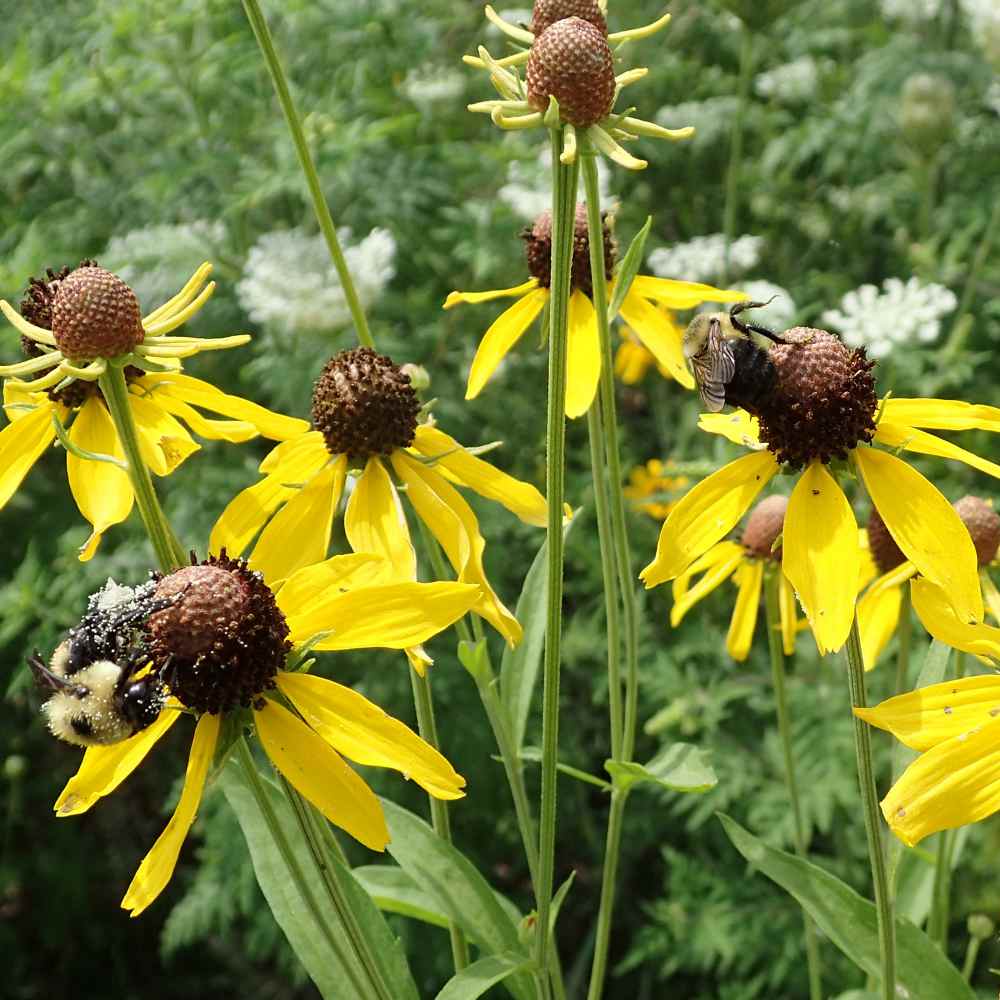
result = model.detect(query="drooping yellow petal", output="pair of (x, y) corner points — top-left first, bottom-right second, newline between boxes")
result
(149, 391), (257, 443)
(412, 425), (546, 527)
(628, 275), (747, 310)
(276, 553), (395, 619)
(54, 709), (181, 816)
(782, 463), (858, 655)
(640, 451), (779, 588)
(618, 288), (693, 388)
(67, 398), (134, 561)
(857, 581), (903, 671)
(4, 380), (51, 419)
(697, 410), (762, 447)
(345, 457), (417, 581)
(879, 398), (1000, 433)
(259, 430), (329, 475)
(855, 447), (983, 623)
(121, 713), (219, 917)
(129, 393), (200, 476)
(286, 580), (481, 651)
(0, 400), (56, 508)
(249, 457), (346, 586)
(254, 699), (388, 851)
(614, 337), (654, 385)
(726, 558), (763, 661)
(778, 572), (797, 656)
(878, 717), (1000, 847)
(466, 286), (549, 400)
(670, 542), (744, 626)
(874, 421), (1000, 480)
(565, 289), (601, 418)
(909, 577), (1000, 662)
(392, 451), (521, 644)
(277, 673), (466, 800)
(444, 278), (539, 308)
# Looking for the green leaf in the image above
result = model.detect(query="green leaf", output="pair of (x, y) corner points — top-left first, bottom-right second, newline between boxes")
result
(352, 865), (450, 929)
(381, 799), (535, 1000)
(607, 215), (652, 322)
(220, 760), (419, 1000)
(606, 742), (717, 793)
(500, 514), (576, 750)
(433, 953), (534, 1000)
(719, 814), (976, 1000)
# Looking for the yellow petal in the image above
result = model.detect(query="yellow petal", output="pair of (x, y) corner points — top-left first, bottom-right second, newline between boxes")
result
(149, 390), (257, 444)
(0, 400), (55, 508)
(855, 447), (983, 623)
(982, 571), (1000, 625)
(618, 289), (693, 388)
(782, 463), (858, 655)
(879, 397), (1000, 433)
(670, 542), (744, 626)
(3, 379), (51, 419)
(466, 286), (548, 400)
(254, 699), (387, 851)
(276, 552), (395, 620)
(444, 278), (539, 308)
(857, 582), (903, 671)
(874, 420), (1000, 480)
(565, 289), (601, 418)
(778, 572), (797, 656)
(249, 456), (346, 586)
(345, 457), (417, 581)
(391, 451), (521, 645)
(286, 580), (480, 650)
(128, 393), (200, 476)
(640, 451), (779, 588)
(726, 558), (763, 660)
(54, 709), (180, 816)
(697, 410), (762, 447)
(628, 275), (748, 309)
(412, 425), (546, 527)
(259, 430), (329, 475)
(909, 577), (1000, 662)
(67, 399), (134, 562)
(276, 673), (465, 800)
(614, 337), (653, 385)
(121, 713), (219, 917)
(878, 716), (1000, 847)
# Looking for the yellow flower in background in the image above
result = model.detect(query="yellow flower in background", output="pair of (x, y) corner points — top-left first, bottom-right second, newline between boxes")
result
(444, 204), (746, 417)
(623, 459), (689, 520)
(211, 347), (549, 656)
(641, 328), (1000, 655)
(0, 261), (306, 558)
(855, 670), (1000, 846)
(52, 552), (479, 916)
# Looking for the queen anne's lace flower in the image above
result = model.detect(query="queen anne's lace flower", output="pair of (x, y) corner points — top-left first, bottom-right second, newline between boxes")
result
(754, 56), (826, 104)
(401, 66), (466, 105)
(655, 98), (738, 150)
(498, 146), (616, 221)
(647, 234), (763, 285)
(735, 280), (797, 331)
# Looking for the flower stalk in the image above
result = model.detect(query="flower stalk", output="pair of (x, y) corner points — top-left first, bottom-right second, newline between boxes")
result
(893, 585), (912, 695)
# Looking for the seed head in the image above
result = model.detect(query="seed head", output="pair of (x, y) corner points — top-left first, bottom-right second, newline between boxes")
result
(953, 496), (1000, 566)
(757, 328), (878, 468)
(522, 202), (616, 297)
(311, 347), (420, 460)
(867, 508), (907, 574)
(741, 495), (787, 560)
(530, 0), (607, 36)
(526, 18), (616, 128)
(50, 266), (144, 362)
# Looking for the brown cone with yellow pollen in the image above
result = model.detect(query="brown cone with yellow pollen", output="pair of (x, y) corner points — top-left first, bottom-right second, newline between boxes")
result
(757, 328), (878, 468)
(50, 265), (145, 362)
(522, 202), (615, 298)
(311, 347), (420, 460)
(867, 508), (907, 574)
(145, 553), (291, 715)
(741, 495), (787, 560)
(953, 496), (1000, 567)
(526, 17), (616, 128)
(530, 0), (607, 36)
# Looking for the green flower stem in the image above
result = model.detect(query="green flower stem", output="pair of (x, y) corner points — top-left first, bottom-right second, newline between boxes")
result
(241, 0), (375, 349)
(764, 569), (823, 1000)
(409, 666), (471, 974)
(961, 935), (980, 981)
(845, 616), (896, 1000)
(893, 586), (913, 695)
(722, 25), (755, 283)
(234, 737), (383, 1000)
(535, 128), (579, 999)
(98, 364), (185, 572)
(585, 787), (628, 1000)
(944, 199), (999, 359)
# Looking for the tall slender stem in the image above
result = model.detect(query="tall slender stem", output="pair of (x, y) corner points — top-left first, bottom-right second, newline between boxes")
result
(893, 586), (912, 695)
(409, 666), (471, 973)
(764, 569), (823, 1000)
(98, 365), (185, 572)
(722, 25), (755, 283)
(585, 788), (628, 1000)
(241, 0), (375, 349)
(845, 616), (896, 1000)
(535, 130), (579, 997)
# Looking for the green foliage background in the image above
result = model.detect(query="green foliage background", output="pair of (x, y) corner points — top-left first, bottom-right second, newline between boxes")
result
(0, 1), (998, 997)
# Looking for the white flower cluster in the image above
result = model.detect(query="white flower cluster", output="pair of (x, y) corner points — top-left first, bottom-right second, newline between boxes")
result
(738, 280), (797, 331)
(497, 147), (616, 221)
(961, 0), (1000, 63)
(647, 234), (763, 283)
(821, 277), (957, 358)
(237, 227), (396, 334)
(401, 66), (466, 106)
(102, 221), (225, 311)
(655, 97), (737, 150)
(754, 56), (825, 104)
(879, 0), (943, 21)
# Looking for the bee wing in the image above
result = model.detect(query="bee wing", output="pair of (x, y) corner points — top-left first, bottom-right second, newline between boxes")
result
(691, 320), (735, 412)
(706, 320), (737, 382)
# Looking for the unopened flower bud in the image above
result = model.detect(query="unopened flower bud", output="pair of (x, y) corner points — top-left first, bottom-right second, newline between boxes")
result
(900, 73), (956, 157)
(967, 913), (995, 941)
(952, 496), (1000, 566)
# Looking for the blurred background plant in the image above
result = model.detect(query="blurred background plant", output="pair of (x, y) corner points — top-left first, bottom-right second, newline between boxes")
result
(1, 0), (998, 997)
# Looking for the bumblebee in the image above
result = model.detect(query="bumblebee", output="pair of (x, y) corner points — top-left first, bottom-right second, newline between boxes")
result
(28, 580), (177, 747)
(682, 299), (786, 414)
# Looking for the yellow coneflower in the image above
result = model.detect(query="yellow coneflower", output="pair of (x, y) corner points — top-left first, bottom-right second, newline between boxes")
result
(623, 458), (689, 521)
